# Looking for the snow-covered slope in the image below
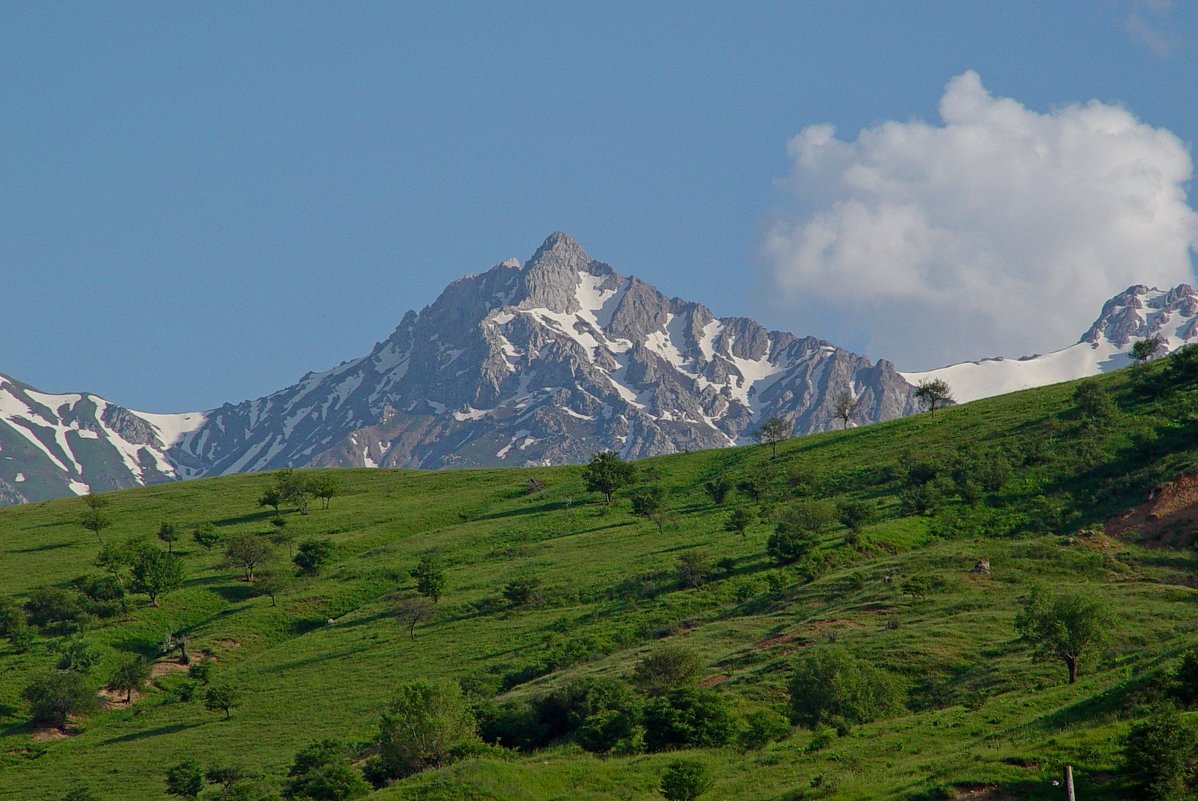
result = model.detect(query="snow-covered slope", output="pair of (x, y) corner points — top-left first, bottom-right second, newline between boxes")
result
(0, 374), (205, 503)
(903, 284), (1198, 403)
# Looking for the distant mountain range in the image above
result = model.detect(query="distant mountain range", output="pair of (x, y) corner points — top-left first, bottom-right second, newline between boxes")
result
(1, 233), (1193, 504)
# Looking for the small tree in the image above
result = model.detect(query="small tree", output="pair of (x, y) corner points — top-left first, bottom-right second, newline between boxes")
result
(375, 681), (478, 780)
(165, 759), (205, 799)
(582, 450), (637, 505)
(754, 416), (792, 459)
(309, 473), (344, 511)
(395, 594), (435, 639)
(643, 687), (738, 750)
(156, 522), (179, 554)
(107, 656), (151, 703)
(411, 554), (448, 603)
(724, 507), (754, 539)
(788, 644), (904, 730)
(254, 569), (292, 606)
(914, 378), (954, 415)
(634, 646), (703, 696)
(223, 533), (275, 582)
(1130, 335), (1166, 366)
(631, 486), (667, 533)
(258, 488), (282, 515)
(276, 468), (314, 515)
(192, 523), (221, 550)
(766, 500), (835, 564)
(676, 551), (714, 589)
(294, 538), (334, 576)
(503, 576), (543, 608)
(660, 759), (713, 801)
(80, 492), (112, 544)
(205, 684), (238, 720)
(703, 478), (732, 505)
(130, 550), (185, 606)
(0, 596), (32, 652)
(1122, 706), (1198, 801)
(838, 500), (874, 533)
(1015, 586), (1113, 683)
(1073, 380), (1116, 423)
(282, 739), (370, 801)
(54, 636), (102, 672)
(832, 388), (858, 430)
(22, 670), (97, 729)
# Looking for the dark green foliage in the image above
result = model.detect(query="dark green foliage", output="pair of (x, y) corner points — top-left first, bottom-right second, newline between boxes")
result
(1015, 586), (1114, 683)
(281, 739), (369, 800)
(676, 550), (714, 588)
(411, 554), (448, 603)
(1172, 649), (1198, 707)
(165, 759), (205, 798)
(788, 645), (905, 730)
(188, 660), (214, 684)
(631, 485), (665, 517)
(71, 574), (127, 618)
(767, 500), (834, 564)
(257, 488), (282, 514)
(157, 522), (179, 553)
(582, 450), (637, 504)
(577, 706), (644, 754)
(223, 533), (275, 582)
(61, 785), (103, 801)
(740, 708), (790, 749)
(643, 687), (738, 750)
(376, 681), (478, 780)
(476, 699), (550, 751)
(0, 595), (32, 650)
(309, 473), (344, 510)
(1122, 706), (1198, 801)
(276, 468), (314, 515)
(107, 656), (151, 702)
(537, 676), (642, 742)
(634, 645), (704, 696)
(837, 500), (874, 532)
(23, 670), (97, 728)
(130, 549), (185, 606)
(736, 477), (765, 502)
(899, 482), (943, 516)
(293, 538), (334, 576)
(703, 478), (732, 505)
(503, 575), (543, 608)
(724, 507), (754, 538)
(754, 416), (792, 458)
(660, 759), (713, 801)
(205, 684), (239, 719)
(25, 585), (87, 630)
(54, 636), (101, 672)
(1073, 380), (1116, 423)
(192, 523), (221, 550)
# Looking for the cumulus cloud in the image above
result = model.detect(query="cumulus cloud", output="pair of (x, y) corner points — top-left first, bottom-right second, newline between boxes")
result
(763, 70), (1198, 370)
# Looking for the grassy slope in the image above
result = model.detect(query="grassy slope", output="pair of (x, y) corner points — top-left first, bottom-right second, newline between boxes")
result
(1, 361), (1197, 800)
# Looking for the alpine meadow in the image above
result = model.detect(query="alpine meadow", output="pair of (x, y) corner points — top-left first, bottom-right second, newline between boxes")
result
(4, 348), (1198, 801)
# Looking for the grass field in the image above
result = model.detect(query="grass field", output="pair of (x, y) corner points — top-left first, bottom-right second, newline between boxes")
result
(2, 359), (1198, 801)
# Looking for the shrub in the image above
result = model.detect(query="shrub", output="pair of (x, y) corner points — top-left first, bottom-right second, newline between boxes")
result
(703, 478), (733, 505)
(192, 523), (222, 550)
(25, 586), (87, 630)
(22, 670), (97, 729)
(577, 707), (644, 754)
(676, 551), (714, 589)
(411, 554), (448, 603)
(293, 538), (334, 576)
(281, 739), (369, 800)
(660, 759), (713, 801)
(838, 500), (874, 532)
(634, 646), (703, 695)
(71, 574), (127, 618)
(54, 636), (102, 673)
(165, 759), (205, 798)
(788, 645), (905, 730)
(1122, 706), (1198, 801)
(1173, 649), (1198, 707)
(503, 576), (543, 608)
(740, 708), (790, 749)
(724, 508), (754, 538)
(0, 596), (31, 650)
(643, 687), (738, 750)
(476, 699), (550, 751)
(537, 676), (641, 740)
(205, 684), (239, 720)
(376, 681), (478, 780)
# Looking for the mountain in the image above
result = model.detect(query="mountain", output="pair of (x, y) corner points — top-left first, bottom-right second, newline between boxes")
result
(0, 375), (204, 503)
(0, 233), (917, 503)
(171, 232), (917, 474)
(902, 283), (1198, 403)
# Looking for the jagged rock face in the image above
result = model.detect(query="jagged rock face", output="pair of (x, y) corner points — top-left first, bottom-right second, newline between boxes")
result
(1081, 284), (1198, 347)
(172, 232), (920, 473)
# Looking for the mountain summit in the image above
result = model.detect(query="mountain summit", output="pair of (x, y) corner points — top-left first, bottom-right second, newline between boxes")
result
(0, 234), (917, 502)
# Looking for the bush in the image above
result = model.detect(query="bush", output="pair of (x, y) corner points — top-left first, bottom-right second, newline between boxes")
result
(22, 670), (97, 729)
(281, 739), (369, 800)
(1122, 706), (1198, 801)
(0, 596), (31, 650)
(293, 538), (334, 576)
(634, 646), (703, 695)
(192, 523), (222, 550)
(766, 527), (817, 565)
(165, 759), (205, 798)
(703, 478), (733, 505)
(660, 759), (713, 801)
(376, 681), (478, 780)
(25, 586), (87, 630)
(476, 699), (550, 751)
(577, 706), (645, 754)
(644, 687), (738, 751)
(740, 708), (790, 749)
(71, 574), (127, 617)
(838, 500), (874, 532)
(788, 645), (905, 730)
(537, 676), (641, 741)
(1173, 649), (1198, 707)
(503, 576), (543, 608)
(676, 551), (714, 588)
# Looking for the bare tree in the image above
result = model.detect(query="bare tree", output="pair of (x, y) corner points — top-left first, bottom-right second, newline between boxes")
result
(754, 416), (792, 459)
(832, 389), (859, 430)
(914, 378), (954, 415)
(394, 594), (435, 639)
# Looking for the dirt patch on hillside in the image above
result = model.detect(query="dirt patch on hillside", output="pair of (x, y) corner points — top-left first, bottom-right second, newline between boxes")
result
(216, 638), (241, 649)
(699, 674), (729, 688)
(1107, 472), (1198, 547)
(751, 619), (864, 651)
(97, 687), (142, 708)
(150, 660), (190, 678)
(31, 726), (77, 743)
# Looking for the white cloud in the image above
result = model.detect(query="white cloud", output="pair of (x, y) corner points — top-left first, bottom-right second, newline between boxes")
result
(763, 71), (1198, 371)
(1126, 9), (1176, 57)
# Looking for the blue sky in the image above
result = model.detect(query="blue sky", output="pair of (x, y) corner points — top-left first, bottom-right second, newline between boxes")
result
(3, 2), (1196, 412)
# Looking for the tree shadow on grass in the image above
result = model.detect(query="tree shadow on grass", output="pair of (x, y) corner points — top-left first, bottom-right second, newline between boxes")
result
(210, 510), (279, 527)
(207, 583), (256, 604)
(9, 541), (74, 554)
(101, 721), (203, 745)
(259, 647), (361, 675)
(109, 636), (163, 659)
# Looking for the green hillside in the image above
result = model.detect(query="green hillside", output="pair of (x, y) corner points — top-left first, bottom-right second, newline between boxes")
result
(3, 355), (1198, 801)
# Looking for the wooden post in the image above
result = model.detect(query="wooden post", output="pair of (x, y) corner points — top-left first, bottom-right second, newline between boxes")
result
(1063, 765), (1075, 801)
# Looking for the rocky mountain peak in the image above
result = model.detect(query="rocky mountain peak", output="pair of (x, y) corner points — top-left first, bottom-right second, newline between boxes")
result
(1081, 284), (1198, 347)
